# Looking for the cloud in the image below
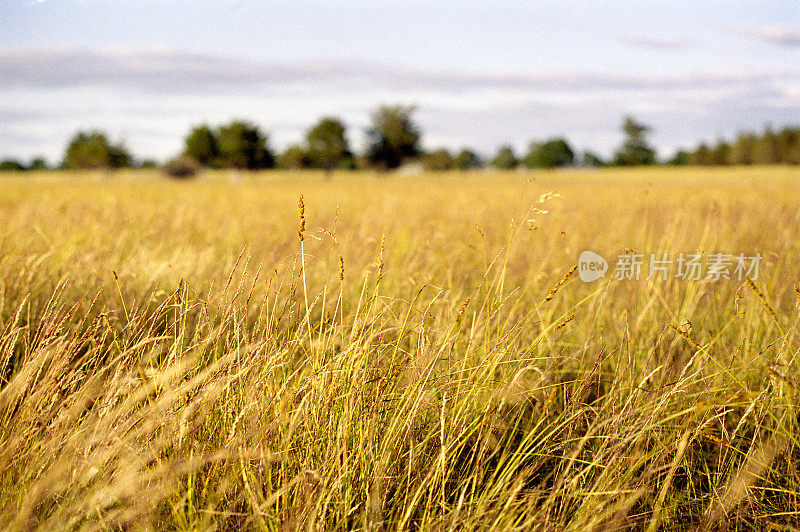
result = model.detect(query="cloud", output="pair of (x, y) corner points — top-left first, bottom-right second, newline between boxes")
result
(0, 108), (47, 121)
(2, 46), (797, 97)
(733, 25), (800, 48)
(618, 37), (692, 50)
(1, 46), (800, 161)
(0, 47), (315, 93)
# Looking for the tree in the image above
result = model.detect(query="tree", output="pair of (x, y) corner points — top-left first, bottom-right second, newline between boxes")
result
(753, 126), (781, 165)
(778, 128), (800, 164)
(690, 143), (712, 166)
(777, 127), (800, 164)
(490, 145), (518, 169)
(581, 151), (605, 167)
(0, 159), (24, 171)
(63, 131), (131, 169)
(454, 149), (482, 170)
(366, 105), (421, 169)
(666, 150), (690, 166)
(522, 138), (574, 168)
(421, 148), (454, 171)
(729, 133), (758, 165)
(28, 157), (49, 170)
(184, 124), (218, 166)
(613, 116), (657, 166)
(306, 117), (351, 171)
(215, 121), (274, 169)
(277, 145), (309, 169)
(709, 140), (730, 166)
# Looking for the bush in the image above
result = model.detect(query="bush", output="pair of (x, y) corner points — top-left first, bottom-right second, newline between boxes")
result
(491, 145), (518, 169)
(63, 130), (131, 169)
(28, 157), (49, 171)
(0, 159), (25, 171)
(454, 149), (482, 170)
(277, 145), (309, 169)
(421, 148), (454, 171)
(522, 138), (575, 168)
(162, 156), (200, 179)
(215, 121), (274, 169)
(306, 117), (352, 171)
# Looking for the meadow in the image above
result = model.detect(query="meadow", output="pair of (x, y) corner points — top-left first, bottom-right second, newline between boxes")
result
(0, 166), (798, 530)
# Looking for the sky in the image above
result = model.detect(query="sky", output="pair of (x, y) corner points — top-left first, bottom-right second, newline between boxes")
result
(1, 0), (799, 164)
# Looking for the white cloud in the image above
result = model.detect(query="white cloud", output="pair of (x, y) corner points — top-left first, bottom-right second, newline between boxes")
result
(3, 47), (798, 95)
(733, 25), (800, 48)
(618, 37), (692, 50)
(1, 47), (800, 162)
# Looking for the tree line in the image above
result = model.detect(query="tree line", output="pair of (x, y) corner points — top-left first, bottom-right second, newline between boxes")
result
(675, 126), (800, 166)
(2, 105), (799, 173)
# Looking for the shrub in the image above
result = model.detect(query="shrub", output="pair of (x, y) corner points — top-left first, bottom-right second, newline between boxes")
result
(421, 148), (454, 171)
(454, 149), (482, 170)
(62, 130), (131, 169)
(162, 156), (200, 179)
(523, 138), (575, 168)
(0, 159), (25, 171)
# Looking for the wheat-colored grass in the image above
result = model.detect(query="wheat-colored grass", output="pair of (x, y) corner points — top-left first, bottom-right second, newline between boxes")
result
(0, 166), (798, 529)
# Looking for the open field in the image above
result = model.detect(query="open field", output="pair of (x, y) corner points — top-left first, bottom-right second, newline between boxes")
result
(0, 166), (799, 529)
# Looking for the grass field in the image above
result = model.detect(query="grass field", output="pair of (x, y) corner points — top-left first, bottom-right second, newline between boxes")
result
(0, 166), (799, 529)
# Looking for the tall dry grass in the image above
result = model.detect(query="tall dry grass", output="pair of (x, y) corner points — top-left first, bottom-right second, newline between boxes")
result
(0, 166), (798, 529)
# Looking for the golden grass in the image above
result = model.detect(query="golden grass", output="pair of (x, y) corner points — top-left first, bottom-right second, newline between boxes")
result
(0, 166), (798, 529)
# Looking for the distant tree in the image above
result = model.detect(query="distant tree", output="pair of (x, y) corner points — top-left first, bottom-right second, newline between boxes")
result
(778, 128), (800, 164)
(709, 140), (731, 166)
(336, 154), (357, 170)
(28, 157), (49, 170)
(777, 127), (800, 164)
(789, 146), (800, 165)
(690, 143), (712, 166)
(215, 121), (274, 169)
(277, 145), (309, 169)
(421, 148), (454, 171)
(0, 159), (25, 171)
(523, 138), (574, 168)
(454, 149), (482, 170)
(613, 116), (657, 166)
(729, 132), (758, 165)
(679, 125), (800, 167)
(63, 131), (131, 169)
(184, 124), (218, 166)
(753, 126), (781, 165)
(491, 145), (518, 169)
(581, 151), (605, 167)
(366, 105), (422, 169)
(306, 117), (352, 172)
(666, 150), (690, 166)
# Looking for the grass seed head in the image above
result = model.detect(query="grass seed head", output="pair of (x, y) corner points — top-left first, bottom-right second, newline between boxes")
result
(745, 277), (780, 326)
(377, 234), (385, 283)
(552, 313), (574, 332)
(454, 297), (470, 323)
(298, 195), (305, 242)
(545, 265), (577, 302)
(669, 323), (703, 352)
